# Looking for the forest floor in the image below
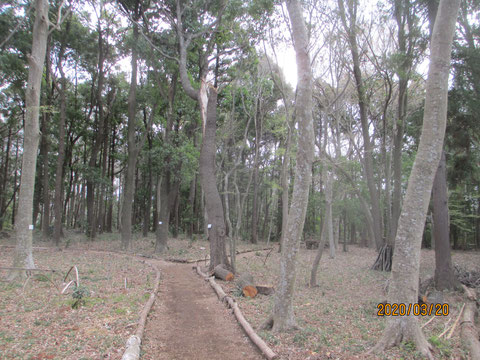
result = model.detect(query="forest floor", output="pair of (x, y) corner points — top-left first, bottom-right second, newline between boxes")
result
(0, 231), (479, 359)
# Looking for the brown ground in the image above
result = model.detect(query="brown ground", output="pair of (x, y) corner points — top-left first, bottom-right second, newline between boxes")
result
(142, 260), (262, 360)
(2, 232), (479, 359)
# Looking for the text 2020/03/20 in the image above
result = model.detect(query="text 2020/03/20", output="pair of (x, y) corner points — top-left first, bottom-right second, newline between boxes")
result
(377, 303), (449, 316)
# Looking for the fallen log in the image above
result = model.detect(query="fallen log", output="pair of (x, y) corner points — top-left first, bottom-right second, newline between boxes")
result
(461, 301), (480, 359)
(225, 296), (277, 360)
(236, 273), (257, 298)
(213, 264), (234, 281)
(236, 247), (274, 255)
(194, 264), (277, 360)
(208, 277), (228, 302)
(256, 285), (274, 296)
(122, 260), (160, 360)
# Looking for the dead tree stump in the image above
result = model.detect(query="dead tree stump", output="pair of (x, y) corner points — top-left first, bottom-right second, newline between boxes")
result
(236, 273), (257, 298)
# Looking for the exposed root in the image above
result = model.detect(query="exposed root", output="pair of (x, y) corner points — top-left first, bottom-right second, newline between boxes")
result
(369, 317), (433, 360)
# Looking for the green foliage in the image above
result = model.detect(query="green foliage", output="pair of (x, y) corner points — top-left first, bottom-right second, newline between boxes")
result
(428, 336), (451, 357)
(71, 285), (90, 309)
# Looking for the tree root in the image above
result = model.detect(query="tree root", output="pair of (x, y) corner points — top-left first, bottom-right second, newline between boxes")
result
(369, 317), (434, 360)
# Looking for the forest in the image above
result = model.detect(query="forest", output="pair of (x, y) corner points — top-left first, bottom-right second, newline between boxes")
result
(1, 0), (480, 359)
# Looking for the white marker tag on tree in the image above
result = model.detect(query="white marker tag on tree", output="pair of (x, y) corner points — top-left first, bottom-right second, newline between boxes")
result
(159, 221), (163, 225)
(29, 225), (34, 230)
(207, 224), (212, 229)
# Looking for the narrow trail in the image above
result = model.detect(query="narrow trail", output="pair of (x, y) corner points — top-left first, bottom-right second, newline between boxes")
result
(141, 260), (263, 360)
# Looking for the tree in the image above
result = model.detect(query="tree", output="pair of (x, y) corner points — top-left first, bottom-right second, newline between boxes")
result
(265, 0), (315, 332)
(425, 0), (457, 291)
(338, 0), (383, 250)
(172, 0), (230, 270)
(119, 0), (151, 251)
(433, 151), (457, 290)
(8, 0), (49, 280)
(52, 14), (71, 246)
(371, 0), (460, 357)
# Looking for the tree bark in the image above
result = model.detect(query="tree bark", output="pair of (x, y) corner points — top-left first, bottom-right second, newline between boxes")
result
(9, 0), (49, 280)
(0, 126), (12, 230)
(200, 89), (230, 270)
(86, 14), (107, 240)
(390, 0), (415, 245)
(371, 0), (460, 357)
(310, 170), (333, 287)
(271, 0), (314, 332)
(53, 20), (70, 246)
(338, 0), (383, 250)
(154, 176), (168, 253)
(121, 22), (140, 251)
(40, 47), (52, 239)
(433, 151), (457, 290)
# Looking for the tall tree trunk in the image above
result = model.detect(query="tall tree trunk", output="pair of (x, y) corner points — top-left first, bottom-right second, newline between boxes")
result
(251, 108), (262, 244)
(371, 0), (460, 357)
(155, 176), (169, 253)
(0, 126), (12, 230)
(53, 22), (69, 246)
(389, 0), (415, 245)
(188, 173), (196, 238)
(433, 152), (457, 289)
(121, 22), (140, 251)
(106, 125), (116, 232)
(270, 0), (314, 332)
(279, 125), (292, 252)
(9, 0), (49, 280)
(86, 16), (107, 240)
(310, 169), (333, 286)
(338, 0), (382, 250)
(143, 134), (153, 237)
(200, 89), (230, 270)
(40, 47), (52, 239)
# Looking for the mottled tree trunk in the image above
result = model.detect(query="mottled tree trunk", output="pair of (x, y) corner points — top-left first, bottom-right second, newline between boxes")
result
(310, 170), (333, 286)
(279, 126), (291, 253)
(40, 51), (51, 239)
(53, 23), (69, 246)
(86, 18), (106, 240)
(200, 89), (230, 270)
(121, 23), (140, 251)
(371, 0), (460, 357)
(143, 135), (153, 237)
(0, 126), (12, 230)
(433, 151), (457, 290)
(9, 0), (49, 280)
(270, 0), (314, 332)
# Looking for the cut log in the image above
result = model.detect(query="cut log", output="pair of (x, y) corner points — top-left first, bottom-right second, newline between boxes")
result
(256, 285), (274, 296)
(213, 264), (234, 281)
(225, 297), (277, 360)
(236, 273), (257, 298)
(461, 301), (480, 359)
(242, 285), (258, 298)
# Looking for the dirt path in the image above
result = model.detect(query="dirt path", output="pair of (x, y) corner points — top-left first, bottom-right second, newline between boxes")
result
(142, 260), (263, 360)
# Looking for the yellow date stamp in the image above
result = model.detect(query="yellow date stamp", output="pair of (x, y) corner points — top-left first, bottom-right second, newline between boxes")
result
(377, 303), (449, 316)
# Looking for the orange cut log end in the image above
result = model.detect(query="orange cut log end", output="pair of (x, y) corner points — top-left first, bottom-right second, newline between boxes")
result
(243, 285), (258, 298)
(225, 273), (234, 281)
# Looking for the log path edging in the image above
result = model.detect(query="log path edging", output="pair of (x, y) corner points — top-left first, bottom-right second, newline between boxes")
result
(194, 263), (277, 360)
(121, 259), (161, 360)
